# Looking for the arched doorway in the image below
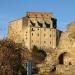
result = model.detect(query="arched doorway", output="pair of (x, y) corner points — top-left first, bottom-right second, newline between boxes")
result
(58, 52), (72, 65)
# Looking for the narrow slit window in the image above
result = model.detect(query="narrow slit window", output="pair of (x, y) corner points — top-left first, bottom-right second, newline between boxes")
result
(37, 21), (43, 27)
(30, 20), (35, 26)
(45, 22), (50, 28)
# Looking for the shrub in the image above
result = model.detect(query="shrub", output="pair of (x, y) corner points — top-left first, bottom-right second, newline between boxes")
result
(0, 39), (31, 75)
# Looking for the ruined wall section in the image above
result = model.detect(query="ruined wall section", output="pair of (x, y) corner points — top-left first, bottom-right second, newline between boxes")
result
(56, 30), (62, 47)
(8, 19), (23, 43)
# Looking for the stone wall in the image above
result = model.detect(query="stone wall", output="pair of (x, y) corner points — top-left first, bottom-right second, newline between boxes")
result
(37, 22), (75, 75)
(56, 65), (75, 74)
(8, 12), (61, 51)
(30, 27), (57, 50)
(8, 19), (23, 43)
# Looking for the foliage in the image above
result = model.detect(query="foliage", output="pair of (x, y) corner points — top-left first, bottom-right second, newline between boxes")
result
(32, 45), (38, 54)
(0, 39), (30, 75)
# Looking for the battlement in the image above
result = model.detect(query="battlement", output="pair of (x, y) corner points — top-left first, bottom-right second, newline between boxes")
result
(26, 12), (54, 18)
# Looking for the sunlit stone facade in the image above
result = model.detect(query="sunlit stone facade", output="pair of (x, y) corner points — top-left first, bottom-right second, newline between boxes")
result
(8, 12), (61, 51)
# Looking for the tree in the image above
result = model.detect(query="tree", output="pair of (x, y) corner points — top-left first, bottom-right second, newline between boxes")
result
(32, 45), (38, 55)
(0, 39), (31, 75)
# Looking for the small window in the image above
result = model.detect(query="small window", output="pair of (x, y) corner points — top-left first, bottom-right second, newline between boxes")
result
(26, 37), (27, 39)
(32, 33), (33, 36)
(69, 62), (72, 65)
(32, 28), (34, 31)
(50, 41), (51, 44)
(44, 41), (46, 43)
(50, 34), (51, 37)
(38, 28), (39, 30)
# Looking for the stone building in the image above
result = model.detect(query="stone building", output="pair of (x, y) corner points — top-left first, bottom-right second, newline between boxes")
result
(37, 22), (75, 75)
(8, 12), (61, 51)
(7, 12), (75, 74)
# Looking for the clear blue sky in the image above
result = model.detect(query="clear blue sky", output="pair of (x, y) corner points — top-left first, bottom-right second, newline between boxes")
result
(0, 0), (75, 38)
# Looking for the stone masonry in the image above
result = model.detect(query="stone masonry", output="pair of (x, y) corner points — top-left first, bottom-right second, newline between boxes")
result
(37, 22), (75, 75)
(8, 12), (61, 51)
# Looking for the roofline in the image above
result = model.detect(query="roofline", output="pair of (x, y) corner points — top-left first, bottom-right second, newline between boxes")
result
(26, 11), (53, 14)
(9, 18), (23, 23)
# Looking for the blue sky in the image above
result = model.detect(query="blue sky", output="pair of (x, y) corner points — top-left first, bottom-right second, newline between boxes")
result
(0, 0), (75, 38)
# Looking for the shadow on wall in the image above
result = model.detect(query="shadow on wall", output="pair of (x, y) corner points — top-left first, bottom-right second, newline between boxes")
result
(58, 52), (72, 65)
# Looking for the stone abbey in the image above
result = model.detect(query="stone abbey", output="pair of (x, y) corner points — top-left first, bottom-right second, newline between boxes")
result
(8, 12), (75, 74)
(8, 12), (61, 51)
